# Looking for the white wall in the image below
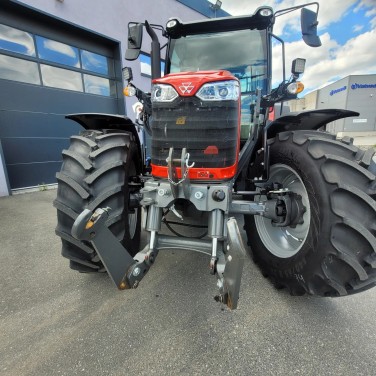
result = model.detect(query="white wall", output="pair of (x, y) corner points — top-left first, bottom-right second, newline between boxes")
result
(316, 77), (349, 133)
(347, 75), (376, 132)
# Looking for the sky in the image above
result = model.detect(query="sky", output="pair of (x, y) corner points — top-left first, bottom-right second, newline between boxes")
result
(211, 0), (376, 94)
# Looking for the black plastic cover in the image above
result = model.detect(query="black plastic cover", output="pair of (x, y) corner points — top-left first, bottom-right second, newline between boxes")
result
(167, 7), (274, 38)
(301, 8), (321, 47)
(266, 109), (359, 138)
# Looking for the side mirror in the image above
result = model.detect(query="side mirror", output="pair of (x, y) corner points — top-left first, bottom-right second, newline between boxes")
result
(301, 8), (321, 47)
(125, 23), (143, 61)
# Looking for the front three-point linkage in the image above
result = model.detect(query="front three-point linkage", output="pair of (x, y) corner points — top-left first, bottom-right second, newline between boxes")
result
(71, 207), (247, 310)
(70, 147), (249, 309)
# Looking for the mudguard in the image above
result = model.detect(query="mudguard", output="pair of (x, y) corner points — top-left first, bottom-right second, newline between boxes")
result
(66, 113), (138, 138)
(266, 109), (359, 139)
(66, 113), (143, 172)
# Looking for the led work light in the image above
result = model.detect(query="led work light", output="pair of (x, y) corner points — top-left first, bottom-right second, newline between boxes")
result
(291, 58), (306, 75)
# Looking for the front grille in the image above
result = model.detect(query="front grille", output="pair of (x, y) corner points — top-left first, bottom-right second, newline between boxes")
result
(151, 97), (239, 168)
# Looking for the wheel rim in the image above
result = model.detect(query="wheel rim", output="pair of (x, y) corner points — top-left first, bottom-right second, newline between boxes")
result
(254, 164), (311, 258)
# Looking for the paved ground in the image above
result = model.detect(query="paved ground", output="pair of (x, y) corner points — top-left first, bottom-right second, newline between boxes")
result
(1, 190), (376, 376)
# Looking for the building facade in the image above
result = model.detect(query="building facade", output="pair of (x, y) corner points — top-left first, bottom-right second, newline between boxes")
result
(0, 0), (229, 195)
(289, 74), (376, 136)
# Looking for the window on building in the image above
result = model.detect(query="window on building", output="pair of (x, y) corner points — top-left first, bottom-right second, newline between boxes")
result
(36, 36), (80, 68)
(81, 50), (111, 75)
(41, 64), (83, 91)
(0, 23), (117, 97)
(84, 74), (112, 96)
(0, 54), (40, 84)
(0, 24), (35, 56)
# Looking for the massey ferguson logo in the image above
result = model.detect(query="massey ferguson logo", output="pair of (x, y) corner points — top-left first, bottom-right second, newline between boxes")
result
(179, 82), (194, 94)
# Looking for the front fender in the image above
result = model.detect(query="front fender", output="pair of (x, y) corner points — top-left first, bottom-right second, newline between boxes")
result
(266, 109), (359, 139)
(66, 112), (137, 134)
(66, 113), (143, 172)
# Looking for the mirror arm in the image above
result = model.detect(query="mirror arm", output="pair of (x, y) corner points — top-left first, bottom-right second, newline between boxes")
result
(147, 23), (167, 37)
(271, 33), (285, 83)
(274, 2), (319, 18)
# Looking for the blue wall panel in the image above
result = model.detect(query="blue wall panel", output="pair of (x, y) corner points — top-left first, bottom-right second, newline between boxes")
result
(0, 79), (119, 189)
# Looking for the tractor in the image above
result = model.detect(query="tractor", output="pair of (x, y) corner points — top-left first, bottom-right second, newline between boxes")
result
(54, 3), (376, 309)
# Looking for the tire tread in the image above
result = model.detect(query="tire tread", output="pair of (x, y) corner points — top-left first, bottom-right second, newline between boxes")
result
(55, 130), (140, 273)
(245, 130), (376, 297)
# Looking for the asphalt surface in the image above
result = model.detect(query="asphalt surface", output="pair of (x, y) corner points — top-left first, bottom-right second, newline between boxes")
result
(1, 190), (376, 376)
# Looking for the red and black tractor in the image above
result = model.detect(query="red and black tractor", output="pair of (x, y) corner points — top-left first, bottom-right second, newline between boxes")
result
(54, 4), (376, 309)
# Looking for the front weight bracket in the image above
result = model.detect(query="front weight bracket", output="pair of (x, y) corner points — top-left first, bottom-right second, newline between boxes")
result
(72, 208), (149, 289)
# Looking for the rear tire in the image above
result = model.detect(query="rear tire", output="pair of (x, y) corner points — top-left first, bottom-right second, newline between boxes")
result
(244, 130), (376, 296)
(54, 130), (141, 273)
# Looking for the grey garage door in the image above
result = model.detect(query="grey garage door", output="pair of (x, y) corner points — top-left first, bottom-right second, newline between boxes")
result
(0, 3), (124, 190)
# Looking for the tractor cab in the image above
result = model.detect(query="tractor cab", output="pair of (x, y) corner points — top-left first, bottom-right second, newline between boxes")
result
(126, 8), (273, 145)
(166, 23), (269, 140)
(123, 5), (319, 182)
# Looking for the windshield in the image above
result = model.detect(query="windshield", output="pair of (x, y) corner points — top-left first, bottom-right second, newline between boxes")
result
(168, 29), (269, 127)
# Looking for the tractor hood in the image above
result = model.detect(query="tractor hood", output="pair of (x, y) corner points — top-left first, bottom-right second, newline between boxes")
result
(152, 70), (237, 97)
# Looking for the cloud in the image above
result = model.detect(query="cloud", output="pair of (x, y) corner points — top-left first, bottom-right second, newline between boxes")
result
(366, 8), (376, 17)
(215, 0), (376, 95)
(218, 0), (355, 35)
(354, 0), (376, 16)
(352, 24), (364, 32)
(272, 29), (376, 92)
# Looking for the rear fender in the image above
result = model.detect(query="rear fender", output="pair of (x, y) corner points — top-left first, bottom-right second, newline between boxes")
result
(66, 113), (143, 172)
(266, 109), (359, 139)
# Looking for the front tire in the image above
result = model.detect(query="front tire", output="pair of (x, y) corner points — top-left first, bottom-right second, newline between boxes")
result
(244, 131), (376, 296)
(54, 130), (141, 273)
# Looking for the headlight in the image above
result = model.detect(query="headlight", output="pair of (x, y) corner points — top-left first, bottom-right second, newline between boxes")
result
(259, 8), (273, 17)
(196, 80), (240, 101)
(166, 19), (178, 29)
(287, 81), (304, 95)
(151, 84), (179, 102)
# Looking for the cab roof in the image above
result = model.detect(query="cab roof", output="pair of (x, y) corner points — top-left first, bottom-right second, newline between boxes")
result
(166, 7), (274, 38)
